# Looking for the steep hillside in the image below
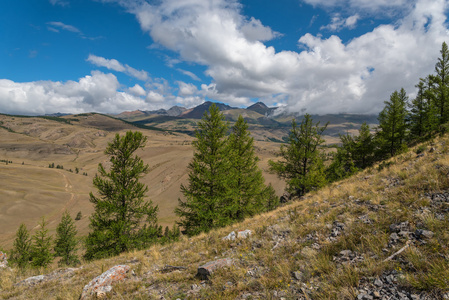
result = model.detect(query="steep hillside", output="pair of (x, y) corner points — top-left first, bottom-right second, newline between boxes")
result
(1, 136), (449, 299)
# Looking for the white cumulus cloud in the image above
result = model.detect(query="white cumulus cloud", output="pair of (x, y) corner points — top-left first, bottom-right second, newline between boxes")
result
(87, 54), (149, 81)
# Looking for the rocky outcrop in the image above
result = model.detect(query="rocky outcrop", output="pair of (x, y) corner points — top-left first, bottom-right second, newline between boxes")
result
(80, 265), (130, 299)
(16, 268), (78, 286)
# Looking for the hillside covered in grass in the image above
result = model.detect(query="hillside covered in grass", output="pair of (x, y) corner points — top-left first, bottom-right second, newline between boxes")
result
(1, 134), (449, 299)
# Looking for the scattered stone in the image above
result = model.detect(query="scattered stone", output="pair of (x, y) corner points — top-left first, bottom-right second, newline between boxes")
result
(415, 229), (434, 239)
(358, 271), (435, 300)
(222, 229), (252, 241)
(389, 221), (410, 233)
(374, 278), (383, 287)
(197, 258), (233, 279)
(333, 249), (364, 264)
(237, 230), (252, 239)
(327, 221), (346, 241)
(0, 251), (7, 268)
(358, 215), (373, 224)
(80, 265), (130, 300)
(222, 231), (236, 241)
(292, 271), (303, 281)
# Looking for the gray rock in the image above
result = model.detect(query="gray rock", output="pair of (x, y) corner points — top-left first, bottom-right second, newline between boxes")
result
(374, 278), (383, 287)
(222, 231), (236, 241)
(80, 265), (130, 300)
(415, 229), (434, 239)
(340, 250), (353, 257)
(197, 258), (233, 279)
(17, 275), (46, 286)
(390, 233), (399, 241)
(292, 271), (303, 281)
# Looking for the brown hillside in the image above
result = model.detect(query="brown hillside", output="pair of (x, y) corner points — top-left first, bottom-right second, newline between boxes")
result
(0, 114), (285, 249)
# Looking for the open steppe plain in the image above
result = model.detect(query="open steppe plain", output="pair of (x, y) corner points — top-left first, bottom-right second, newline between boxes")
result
(0, 113), (285, 249)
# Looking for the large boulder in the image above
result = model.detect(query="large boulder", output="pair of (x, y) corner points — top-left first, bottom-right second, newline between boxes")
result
(80, 265), (130, 299)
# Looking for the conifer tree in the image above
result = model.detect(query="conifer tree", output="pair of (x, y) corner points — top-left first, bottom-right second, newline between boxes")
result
(10, 223), (31, 269)
(175, 104), (230, 236)
(408, 79), (433, 141)
(353, 122), (375, 168)
(432, 42), (449, 126)
(226, 115), (277, 220)
(54, 211), (79, 266)
(269, 114), (328, 197)
(30, 217), (53, 268)
(377, 88), (408, 158)
(326, 133), (357, 182)
(84, 131), (159, 260)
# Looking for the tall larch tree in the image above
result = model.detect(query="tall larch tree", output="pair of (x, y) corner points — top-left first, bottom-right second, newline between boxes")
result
(54, 211), (79, 266)
(408, 79), (432, 142)
(432, 41), (449, 126)
(353, 122), (375, 169)
(225, 115), (277, 220)
(269, 114), (328, 197)
(175, 104), (230, 236)
(84, 131), (159, 260)
(10, 223), (31, 269)
(30, 217), (54, 268)
(377, 88), (408, 158)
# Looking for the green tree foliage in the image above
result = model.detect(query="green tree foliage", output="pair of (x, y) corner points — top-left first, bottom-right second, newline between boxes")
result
(353, 122), (375, 169)
(269, 114), (328, 197)
(408, 79), (433, 142)
(327, 122), (375, 181)
(431, 41), (449, 126)
(326, 133), (357, 182)
(175, 104), (230, 236)
(377, 88), (408, 158)
(54, 211), (79, 266)
(30, 217), (54, 268)
(10, 224), (31, 269)
(84, 131), (159, 260)
(226, 115), (278, 220)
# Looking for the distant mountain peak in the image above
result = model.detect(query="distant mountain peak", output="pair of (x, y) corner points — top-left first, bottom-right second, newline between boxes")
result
(248, 102), (268, 109)
(247, 102), (276, 116)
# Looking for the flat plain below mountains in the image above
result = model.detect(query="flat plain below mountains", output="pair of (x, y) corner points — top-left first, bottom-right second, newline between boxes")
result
(0, 109), (375, 249)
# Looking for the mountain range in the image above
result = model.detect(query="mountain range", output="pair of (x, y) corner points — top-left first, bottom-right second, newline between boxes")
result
(113, 101), (379, 143)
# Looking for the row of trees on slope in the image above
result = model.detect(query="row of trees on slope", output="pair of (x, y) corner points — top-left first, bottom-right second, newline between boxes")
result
(272, 42), (449, 197)
(10, 212), (78, 268)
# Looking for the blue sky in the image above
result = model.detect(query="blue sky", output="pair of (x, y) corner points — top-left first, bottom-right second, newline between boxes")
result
(0, 0), (448, 115)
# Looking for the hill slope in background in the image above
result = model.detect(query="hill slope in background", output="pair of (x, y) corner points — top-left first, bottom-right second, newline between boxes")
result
(1, 130), (448, 299)
(0, 113), (284, 249)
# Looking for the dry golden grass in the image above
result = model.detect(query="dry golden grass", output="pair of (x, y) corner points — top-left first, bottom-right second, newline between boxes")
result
(0, 113), (285, 249)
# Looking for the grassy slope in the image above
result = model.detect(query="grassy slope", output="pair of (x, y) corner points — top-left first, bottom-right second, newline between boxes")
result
(1, 136), (449, 299)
